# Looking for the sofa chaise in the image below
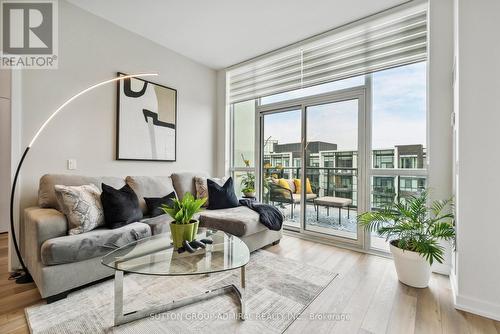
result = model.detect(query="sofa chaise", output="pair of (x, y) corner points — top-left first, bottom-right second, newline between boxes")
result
(21, 172), (282, 301)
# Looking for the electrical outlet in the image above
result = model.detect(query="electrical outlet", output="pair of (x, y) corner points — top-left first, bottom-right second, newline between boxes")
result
(67, 159), (77, 170)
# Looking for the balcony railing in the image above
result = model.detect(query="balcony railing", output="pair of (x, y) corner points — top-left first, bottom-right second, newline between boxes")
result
(263, 166), (357, 178)
(263, 166), (425, 210)
(263, 166), (358, 206)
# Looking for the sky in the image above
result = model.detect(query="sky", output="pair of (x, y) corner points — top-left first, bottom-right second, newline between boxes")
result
(263, 62), (427, 151)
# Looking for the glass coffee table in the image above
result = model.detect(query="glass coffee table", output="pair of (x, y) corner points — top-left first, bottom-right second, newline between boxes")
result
(102, 228), (250, 326)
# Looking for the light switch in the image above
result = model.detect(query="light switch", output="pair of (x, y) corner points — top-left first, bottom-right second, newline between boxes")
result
(67, 159), (77, 170)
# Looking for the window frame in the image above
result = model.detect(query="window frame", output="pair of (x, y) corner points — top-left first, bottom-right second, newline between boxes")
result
(228, 63), (428, 254)
(229, 101), (259, 198)
(365, 71), (428, 252)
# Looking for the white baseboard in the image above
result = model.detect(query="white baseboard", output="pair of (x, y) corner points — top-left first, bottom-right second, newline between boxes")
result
(450, 271), (500, 321)
(450, 271), (458, 304)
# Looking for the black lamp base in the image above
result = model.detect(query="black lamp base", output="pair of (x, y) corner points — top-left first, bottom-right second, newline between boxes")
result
(15, 272), (33, 284)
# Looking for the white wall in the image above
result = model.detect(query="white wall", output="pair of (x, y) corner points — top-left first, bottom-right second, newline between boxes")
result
(216, 71), (229, 176)
(0, 70), (11, 233)
(427, 0), (454, 275)
(11, 1), (217, 266)
(452, 0), (500, 321)
(17, 0), (217, 206)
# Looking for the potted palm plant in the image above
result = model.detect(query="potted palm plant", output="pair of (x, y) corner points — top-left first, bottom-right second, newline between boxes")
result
(358, 191), (454, 288)
(161, 193), (206, 249)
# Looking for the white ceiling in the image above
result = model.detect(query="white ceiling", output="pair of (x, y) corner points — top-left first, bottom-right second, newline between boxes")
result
(67, 0), (408, 69)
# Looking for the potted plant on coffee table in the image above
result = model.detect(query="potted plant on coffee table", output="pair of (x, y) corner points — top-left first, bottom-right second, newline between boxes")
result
(358, 191), (455, 288)
(161, 193), (206, 249)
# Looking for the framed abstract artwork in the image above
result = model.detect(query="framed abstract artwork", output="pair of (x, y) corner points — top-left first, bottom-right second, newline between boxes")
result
(116, 72), (177, 161)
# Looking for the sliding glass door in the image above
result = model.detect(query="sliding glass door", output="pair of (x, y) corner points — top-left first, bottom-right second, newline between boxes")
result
(258, 90), (366, 245)
(304, 98), (362, 240)
(260, 108), (302, 230)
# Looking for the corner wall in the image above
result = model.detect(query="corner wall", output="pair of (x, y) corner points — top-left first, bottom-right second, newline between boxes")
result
(0, 70), (11, 234)
(427, 0), (454, 275)
(216, 71), (229, 176)
(453, 0), (500, 321)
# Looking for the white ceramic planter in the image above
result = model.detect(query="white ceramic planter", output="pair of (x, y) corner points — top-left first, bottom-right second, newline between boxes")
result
(390, 242), (431, 288)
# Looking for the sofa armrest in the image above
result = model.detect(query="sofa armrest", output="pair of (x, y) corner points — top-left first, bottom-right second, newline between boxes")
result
(23, 207), (68, 263)
(140, 214), (174, 235)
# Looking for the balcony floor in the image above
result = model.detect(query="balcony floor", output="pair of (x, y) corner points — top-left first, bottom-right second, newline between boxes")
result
(272, 203), (389, 251)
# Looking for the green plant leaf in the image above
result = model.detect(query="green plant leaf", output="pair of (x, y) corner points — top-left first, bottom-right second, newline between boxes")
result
(357, 189), (455, 265)
(159, 192), (206, 224)
(429, 222), (455, 240)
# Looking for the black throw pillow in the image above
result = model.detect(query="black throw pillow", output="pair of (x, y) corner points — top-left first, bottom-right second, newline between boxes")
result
(144, 192), (177, 218)
(207, 177), (239, 210)
(100, 183), (143, 229)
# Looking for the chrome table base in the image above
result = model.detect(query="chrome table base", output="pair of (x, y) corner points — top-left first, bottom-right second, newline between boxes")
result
(114, 266), (246, 326)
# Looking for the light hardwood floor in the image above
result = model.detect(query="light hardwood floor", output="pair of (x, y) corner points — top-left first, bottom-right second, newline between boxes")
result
(0, 232), (499, 334)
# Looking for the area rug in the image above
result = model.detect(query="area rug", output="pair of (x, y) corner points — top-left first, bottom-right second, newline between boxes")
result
(25, 250), (337, 334)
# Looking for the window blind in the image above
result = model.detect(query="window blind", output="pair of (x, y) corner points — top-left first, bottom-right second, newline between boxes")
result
(227, 3), (427, 104)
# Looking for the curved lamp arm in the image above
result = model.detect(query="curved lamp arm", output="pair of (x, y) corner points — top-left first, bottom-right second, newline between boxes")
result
(10, 73), (158, 283)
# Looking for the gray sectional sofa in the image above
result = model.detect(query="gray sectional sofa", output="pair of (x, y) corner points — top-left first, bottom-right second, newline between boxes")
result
(21, 172), (282, 301)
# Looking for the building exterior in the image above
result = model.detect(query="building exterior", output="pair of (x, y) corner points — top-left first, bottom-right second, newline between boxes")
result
(263, 141), (426, 208)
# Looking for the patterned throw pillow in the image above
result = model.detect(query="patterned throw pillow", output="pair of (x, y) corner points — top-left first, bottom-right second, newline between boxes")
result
(54, 184), (105, 235)
(194, 176), (227, 207)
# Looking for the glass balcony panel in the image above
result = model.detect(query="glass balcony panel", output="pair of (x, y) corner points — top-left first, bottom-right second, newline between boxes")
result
(233, 100), (255, 168)
(371, 62), (427, 169)
(232, 171), (256, 197)
(370, 176), (427, 251)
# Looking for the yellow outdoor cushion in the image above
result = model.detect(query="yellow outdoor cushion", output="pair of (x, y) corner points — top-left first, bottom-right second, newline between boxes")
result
(277, 178), (291, 191)
(294, 178), (313, 194)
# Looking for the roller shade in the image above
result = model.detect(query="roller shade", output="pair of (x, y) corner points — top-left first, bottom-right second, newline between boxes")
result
(228, 3), (427, 103)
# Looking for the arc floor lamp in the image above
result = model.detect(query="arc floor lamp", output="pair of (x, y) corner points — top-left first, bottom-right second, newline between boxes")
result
(10, 72), (158, 283)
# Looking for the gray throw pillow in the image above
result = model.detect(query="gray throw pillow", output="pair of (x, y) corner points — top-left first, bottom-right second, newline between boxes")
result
(54, 184), (105, 235)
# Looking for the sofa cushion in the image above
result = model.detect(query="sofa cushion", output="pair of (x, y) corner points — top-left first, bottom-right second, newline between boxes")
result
(291, 193), (317, 203)
(140, 212), (201, 235)
(39, 174), (125, 210)
(140, 215), (173, 235)
(126, 176), (176, 214)
(171, 172), (208, 200)
(199, 206), (266, 237)
(40, 222), (151, 265)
